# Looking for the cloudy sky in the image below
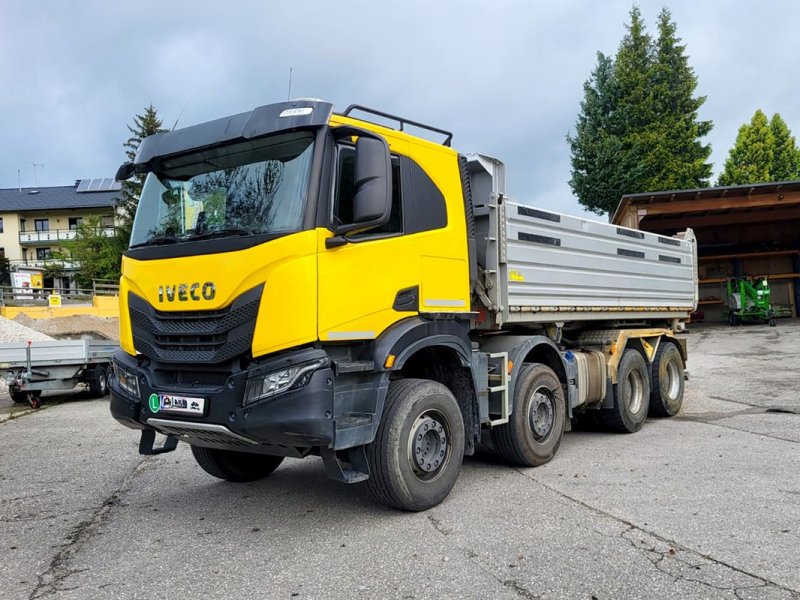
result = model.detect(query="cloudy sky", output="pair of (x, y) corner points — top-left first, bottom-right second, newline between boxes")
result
(2, 0), (798, 218)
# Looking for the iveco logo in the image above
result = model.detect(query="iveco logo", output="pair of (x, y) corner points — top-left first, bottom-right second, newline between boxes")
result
(157, 282), (216, 303)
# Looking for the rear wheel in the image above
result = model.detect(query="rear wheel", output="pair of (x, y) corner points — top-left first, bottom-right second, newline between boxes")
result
(649, 342), (684, 417)
(599, 349), (650, 433)
(366, 378), (465, 511)
(190, 446), (284, 482)
(492, 364), (566, 467)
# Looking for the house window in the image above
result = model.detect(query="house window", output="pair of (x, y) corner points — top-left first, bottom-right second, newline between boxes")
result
(0, 248), (5, 259)
(0, 217), (4, 233)
(34, 219), (49, 232)
(69, 217), (83, 230)
(36, 247), (52, 261)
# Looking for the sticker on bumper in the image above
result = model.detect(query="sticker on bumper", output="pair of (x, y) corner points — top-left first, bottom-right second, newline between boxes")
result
(148, 393), (205, 416)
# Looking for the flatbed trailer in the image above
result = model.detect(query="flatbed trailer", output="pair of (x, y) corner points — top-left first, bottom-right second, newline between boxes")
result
(1, 340), (117, 408)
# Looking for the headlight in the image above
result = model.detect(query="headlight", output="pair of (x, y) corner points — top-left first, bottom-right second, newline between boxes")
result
(244, 359), (326, 406)
(113, 361), (140, 397)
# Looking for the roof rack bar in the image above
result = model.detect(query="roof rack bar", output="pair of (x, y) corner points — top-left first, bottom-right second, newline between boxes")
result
(341, 104), (453, 147)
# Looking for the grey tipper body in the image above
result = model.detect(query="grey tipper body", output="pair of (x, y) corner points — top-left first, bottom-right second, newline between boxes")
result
(467, 154), (697, 329)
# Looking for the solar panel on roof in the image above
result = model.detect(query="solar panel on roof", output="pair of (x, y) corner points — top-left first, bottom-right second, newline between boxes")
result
(75, 178), (122, 193)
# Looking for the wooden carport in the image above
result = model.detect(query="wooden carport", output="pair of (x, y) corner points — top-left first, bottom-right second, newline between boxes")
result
(612, 181), (800, 322)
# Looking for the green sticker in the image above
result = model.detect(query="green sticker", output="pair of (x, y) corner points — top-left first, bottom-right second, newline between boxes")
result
(149, 393), (160, 413)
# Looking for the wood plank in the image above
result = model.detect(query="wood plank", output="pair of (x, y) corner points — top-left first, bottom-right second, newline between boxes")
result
(639, 191), (800, 216)
(643, 206), (800, 230)
(699, 250), (800, 261)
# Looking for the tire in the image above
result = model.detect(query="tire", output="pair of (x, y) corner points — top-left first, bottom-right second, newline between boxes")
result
(492, 364), (566, 467)
(190, 446), (284, 483)
(365, 378), (465, 512)
(88, 366), (108, 397)
(598, 349), (650, 433)
(10, 388), (41, 404)
(649, 342), (684, 417)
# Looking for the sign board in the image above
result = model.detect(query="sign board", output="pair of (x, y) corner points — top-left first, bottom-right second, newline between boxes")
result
(48, 294), (62, 307)
(11, 272), (33, 295)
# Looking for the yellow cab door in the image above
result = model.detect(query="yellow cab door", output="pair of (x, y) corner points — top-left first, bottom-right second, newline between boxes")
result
(317, 131), (471, 343)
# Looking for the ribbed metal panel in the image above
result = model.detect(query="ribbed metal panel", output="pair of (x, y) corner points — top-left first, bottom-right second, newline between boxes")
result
(503, 202), (697, 320)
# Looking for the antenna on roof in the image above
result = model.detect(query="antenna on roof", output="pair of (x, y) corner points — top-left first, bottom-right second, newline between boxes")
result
(18, 169), (21, 194)
(31, 163), (44, 188)
(287, 67), (293, 102)
(172, 99), (190, 131)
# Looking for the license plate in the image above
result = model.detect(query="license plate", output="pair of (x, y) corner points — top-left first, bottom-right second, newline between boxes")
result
(148, 393), (205, 416)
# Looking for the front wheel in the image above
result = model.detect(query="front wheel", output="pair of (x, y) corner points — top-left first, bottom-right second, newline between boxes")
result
(492, 364), (566, 467)
(366, 378), (465, 511)
(190, 446), (284, 483)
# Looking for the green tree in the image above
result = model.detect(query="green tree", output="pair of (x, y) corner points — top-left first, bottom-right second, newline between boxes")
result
(116, 105), (168, 244)
(769, 113), (800, 181)
(643, 8), (713, 190)
(568, 6), (713, 214)
(62, 216), (126, 289)
(717, 110), (774, 186)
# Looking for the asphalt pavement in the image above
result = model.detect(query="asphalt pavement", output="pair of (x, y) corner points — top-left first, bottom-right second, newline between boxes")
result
(1, 322), (798, 599)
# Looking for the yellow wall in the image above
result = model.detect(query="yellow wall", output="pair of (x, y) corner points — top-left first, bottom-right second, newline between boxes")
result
(0, 212), (24, 261)
(0, 295), (119, 319)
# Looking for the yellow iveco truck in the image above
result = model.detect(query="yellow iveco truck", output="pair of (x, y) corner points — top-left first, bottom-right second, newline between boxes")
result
(110, 100), (697, 511)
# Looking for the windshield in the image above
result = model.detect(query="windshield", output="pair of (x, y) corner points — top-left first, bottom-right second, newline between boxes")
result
(129, 132), (315, 248)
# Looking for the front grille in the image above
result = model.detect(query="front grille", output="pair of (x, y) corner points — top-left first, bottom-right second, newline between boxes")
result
(129, 284), (263, 364)
(168, 370), (230, 388)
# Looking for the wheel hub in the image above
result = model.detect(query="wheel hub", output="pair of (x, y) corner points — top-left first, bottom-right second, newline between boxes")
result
(529, 389), (555, 440)
(409, 414), (448, 478)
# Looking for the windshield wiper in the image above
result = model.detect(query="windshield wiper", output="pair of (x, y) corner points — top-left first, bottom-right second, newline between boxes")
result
(129, 235), (181, 249)
(186, 227), (253, 241)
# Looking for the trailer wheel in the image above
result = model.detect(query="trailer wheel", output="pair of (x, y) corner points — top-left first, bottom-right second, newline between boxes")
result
(649, 342), (684, 417)
(492, 364), (565, 467)
(365, 378), (465, 511)
(599, 349), (650, 433)
(190, 446), (284, 483)
(88, 366), (108, 397)
(10, 388), (41, 404)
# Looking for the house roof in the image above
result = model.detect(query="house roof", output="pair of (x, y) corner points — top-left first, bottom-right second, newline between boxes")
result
(0, 179), (120, 213)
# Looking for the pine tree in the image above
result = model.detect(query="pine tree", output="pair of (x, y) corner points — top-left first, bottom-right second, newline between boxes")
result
(717, 110), (774, 186)
(643, 8), (713, 190)
(769, 113), (799, 181)
(567, 52), (630, 215)
(568, 7), (713, 214)
(116, 105), (168, 242)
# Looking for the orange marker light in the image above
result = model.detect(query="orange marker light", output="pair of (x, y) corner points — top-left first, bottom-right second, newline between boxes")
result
(384, 354), (396, 369)
(507, 360), (514, 374)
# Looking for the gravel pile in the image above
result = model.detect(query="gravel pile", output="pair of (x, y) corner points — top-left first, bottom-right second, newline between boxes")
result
(0, 317), (54, 396)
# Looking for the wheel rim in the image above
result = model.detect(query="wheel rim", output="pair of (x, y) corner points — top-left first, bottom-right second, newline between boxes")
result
(665, 359), (681, 401)
(99, 372), (107, 394)
(624, 368), (644, 414)
(528, 386), (555, 441)
(407, 410), (450, 482)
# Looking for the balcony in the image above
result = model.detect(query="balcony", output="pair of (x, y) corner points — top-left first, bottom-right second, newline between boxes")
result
(18, 227), (116, 244)
(8, 258), (81, 271)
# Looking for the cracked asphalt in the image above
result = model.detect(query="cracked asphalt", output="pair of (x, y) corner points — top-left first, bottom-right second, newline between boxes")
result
(1, 322), (799, 599)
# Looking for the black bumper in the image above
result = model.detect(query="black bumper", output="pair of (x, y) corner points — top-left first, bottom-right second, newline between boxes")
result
(110, 348), (338, 450)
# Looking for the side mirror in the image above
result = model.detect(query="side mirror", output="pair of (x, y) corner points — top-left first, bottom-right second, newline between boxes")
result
(115, 162), (136, 182)
(351, 137), (391, 226)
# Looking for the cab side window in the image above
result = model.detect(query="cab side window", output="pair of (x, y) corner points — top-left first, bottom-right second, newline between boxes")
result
(333, 145), (403, 237)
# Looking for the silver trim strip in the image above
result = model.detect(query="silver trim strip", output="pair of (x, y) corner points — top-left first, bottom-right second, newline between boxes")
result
(424, 298), (466, 307)
(146, 418), (257, 444)
(326, 331), (376, 340)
